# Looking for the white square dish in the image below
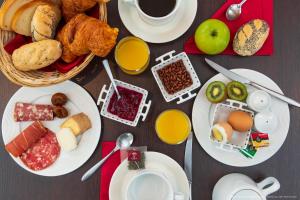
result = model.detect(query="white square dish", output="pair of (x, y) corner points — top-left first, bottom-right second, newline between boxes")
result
(97, 80), (151, 127)
(151, 50), (201, 104)
(210, 100), (254, 150)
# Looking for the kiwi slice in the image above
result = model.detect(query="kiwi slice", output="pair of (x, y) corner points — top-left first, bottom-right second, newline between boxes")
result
(206, 81), (227, 103)
(227, 81), (248, 101)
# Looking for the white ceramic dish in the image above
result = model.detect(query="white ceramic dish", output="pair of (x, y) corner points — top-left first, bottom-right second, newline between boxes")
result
(97, 80), (151, 127)
(192, 69), (290, 167)
(2, 81), (101, 176)
(210, 100), (254, 150)
(152, 51), (201, 104)
(109, 151), (189, 200)
(118, 0), (198, 43)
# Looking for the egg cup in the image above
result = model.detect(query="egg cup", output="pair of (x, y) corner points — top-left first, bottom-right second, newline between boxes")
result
(210, 99), (254, 150)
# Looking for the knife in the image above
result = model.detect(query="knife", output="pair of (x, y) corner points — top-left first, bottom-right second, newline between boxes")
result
(205, 58), (300, 107)
(184, 133), (193, 200)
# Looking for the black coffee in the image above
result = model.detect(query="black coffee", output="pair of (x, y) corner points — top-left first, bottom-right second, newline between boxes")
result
(138, 0), (176, 18)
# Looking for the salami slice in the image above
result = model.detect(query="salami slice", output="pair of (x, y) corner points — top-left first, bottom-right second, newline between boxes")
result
(5, 121), (48, 157)
(14, 102), (54, 122)
(20, 129), (60, 171)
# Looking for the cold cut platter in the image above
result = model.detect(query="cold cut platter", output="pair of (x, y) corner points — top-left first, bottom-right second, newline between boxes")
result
(2, 81), (101, 176)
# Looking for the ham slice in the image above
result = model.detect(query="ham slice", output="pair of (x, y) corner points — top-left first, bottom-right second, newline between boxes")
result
(14, 102), (54, 122)
(5, 121), (48, 157)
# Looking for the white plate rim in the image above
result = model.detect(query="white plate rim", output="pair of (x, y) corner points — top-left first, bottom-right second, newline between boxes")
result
(118, 0), (198, 43)
(192, 69), (290, 167)
(109, 151), (190, 200)
(1, 81), (101, 176)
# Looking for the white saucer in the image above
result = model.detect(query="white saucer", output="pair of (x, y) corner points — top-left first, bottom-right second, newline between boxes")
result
(192, 69), (290, 167)
(2, 81), (101, 176)
(109, 151), (189, 200)
(118, 0), (198, 43)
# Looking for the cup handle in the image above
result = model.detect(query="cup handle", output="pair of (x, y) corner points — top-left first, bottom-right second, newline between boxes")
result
(257, 177), (280, 197)
(174, 192), (185, 200)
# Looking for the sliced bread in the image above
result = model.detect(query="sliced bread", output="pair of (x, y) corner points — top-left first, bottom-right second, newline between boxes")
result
(0, 0), (33, 31)
(11, 0), (51, 36)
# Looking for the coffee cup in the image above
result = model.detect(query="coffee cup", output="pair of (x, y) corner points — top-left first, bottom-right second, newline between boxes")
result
(123, 0), (182, 25)
(125, 170), (184, 200)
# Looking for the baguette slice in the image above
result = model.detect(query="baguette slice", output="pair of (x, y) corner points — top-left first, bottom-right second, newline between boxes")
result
(0, 0), (33, 31)
(11, 0), (50, 36)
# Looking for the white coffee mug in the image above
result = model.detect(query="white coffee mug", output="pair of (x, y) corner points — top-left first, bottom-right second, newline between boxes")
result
(125, 170), (184, 200)
(123, 0), (182, 25)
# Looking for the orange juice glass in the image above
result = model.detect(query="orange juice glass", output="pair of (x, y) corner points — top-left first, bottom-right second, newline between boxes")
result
(155, 109), (191, 145)
(115, 36), (150, 75)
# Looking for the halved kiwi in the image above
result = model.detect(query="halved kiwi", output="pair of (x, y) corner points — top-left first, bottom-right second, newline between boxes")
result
(226, 81), (248, 101)
(206, 81), (227, 103)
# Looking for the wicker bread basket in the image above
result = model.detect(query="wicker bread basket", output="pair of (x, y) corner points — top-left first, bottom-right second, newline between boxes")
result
(0, 2), (107, 87)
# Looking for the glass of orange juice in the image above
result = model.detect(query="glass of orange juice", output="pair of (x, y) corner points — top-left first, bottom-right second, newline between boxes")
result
(155, 109), (191, 145)
(115, 36), (150, 75)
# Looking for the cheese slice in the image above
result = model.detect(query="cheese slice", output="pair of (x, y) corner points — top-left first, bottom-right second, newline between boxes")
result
(56, 128), (77, 151)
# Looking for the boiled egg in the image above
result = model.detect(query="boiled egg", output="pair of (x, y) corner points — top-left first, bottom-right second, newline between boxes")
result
(212, 122), (233, 143)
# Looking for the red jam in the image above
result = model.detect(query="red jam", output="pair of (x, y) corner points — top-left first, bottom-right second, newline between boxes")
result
(107, 86), (143, 121)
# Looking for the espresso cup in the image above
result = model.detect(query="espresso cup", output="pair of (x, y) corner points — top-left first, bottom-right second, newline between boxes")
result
(126, 170), (184, 200)
(123, 0), (182, 25)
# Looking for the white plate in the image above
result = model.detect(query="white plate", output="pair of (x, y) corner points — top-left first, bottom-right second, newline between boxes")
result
(109, 151), (189, 200)
(118, 0), (198, 43)
(2, 81), (101, 176)
(192, 69), (290, 167)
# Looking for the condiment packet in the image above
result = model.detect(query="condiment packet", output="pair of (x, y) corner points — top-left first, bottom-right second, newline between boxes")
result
(120, 146), (147, 170)
(251, 132), (270, 149)
(239, 141), (257, 159)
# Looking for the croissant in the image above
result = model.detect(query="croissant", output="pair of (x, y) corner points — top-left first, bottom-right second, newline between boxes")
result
(61, 0), (98, 21)
(57, 14), (118, 63)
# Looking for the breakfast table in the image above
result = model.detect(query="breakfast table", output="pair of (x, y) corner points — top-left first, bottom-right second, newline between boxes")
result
(1, 0), (300, 199)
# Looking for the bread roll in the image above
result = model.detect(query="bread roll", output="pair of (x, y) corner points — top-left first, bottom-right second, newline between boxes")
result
(61, 113), (91, 136)
(233, 19), (270, 56)
(31, 4), (61, 41)
(12, 39), (62, 71)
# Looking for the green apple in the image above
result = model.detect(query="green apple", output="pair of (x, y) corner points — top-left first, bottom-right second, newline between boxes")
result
(194, 19), (230, 55)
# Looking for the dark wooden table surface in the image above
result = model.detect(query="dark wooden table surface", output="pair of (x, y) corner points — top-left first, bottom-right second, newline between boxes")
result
(1, 0), (300, 199)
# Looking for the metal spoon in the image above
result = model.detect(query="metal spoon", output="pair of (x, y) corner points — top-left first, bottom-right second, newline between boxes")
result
(226, 0), (247, 21)
(102, 59), (121, 100)
(81, 132), (134, 182)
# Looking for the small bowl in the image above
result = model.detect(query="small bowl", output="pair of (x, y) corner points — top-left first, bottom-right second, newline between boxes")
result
(97, 80), (151, 127)
(151, 50), (201, 104)
(210, 100), (254, 150)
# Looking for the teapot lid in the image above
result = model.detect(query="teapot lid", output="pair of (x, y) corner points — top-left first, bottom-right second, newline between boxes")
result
(232, 189), (262, 200)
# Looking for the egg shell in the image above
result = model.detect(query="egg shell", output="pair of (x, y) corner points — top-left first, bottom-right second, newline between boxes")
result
(228, 111), (253, 132)
(212, 122), (233, 142)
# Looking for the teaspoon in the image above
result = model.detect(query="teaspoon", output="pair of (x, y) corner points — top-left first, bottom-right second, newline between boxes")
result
(226, 0), (247, 21)
(81, 132), (134, 182)
(102, 59), (121, 100)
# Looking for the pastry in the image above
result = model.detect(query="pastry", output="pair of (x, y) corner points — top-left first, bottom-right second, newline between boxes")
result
(56, 128), (77, 151)
(57, 14), (118, 63)
(31, 4), (61, 41)
(233, 19), (270, 56)
(12, 39), (62, 71)
(61, 113), (91, 136)
(61, 0), (97, 22)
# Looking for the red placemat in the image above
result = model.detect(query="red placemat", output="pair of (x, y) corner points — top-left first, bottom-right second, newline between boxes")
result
(99, 142), (121, 200)
(184, 0), (273, 55)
